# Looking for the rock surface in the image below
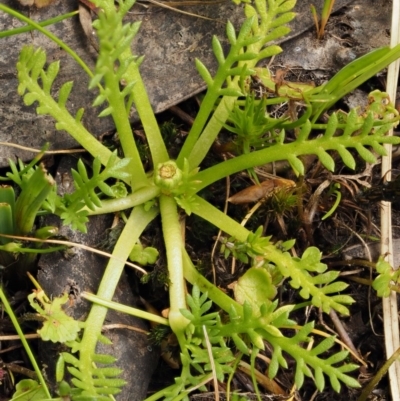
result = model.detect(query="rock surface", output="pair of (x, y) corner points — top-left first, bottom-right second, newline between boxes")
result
(0, 0), (353, 165)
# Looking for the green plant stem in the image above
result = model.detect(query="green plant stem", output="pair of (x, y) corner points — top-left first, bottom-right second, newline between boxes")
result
(159, 194), (189, 337)
(185, 96), (237, 169)
(0, 5), (93, 79)
(77, 205), (158, 392)
(177, 0), (293, 168)
(191, 195), (248, 241)
(122, 60), (169, 167)
(176, 1), (294, 169)
(321, 186), (341, 220)
(182, 249), (242, 315)
(0, 244), (65, 253)
(176, 18), (264, 168)
(177, 92), (237, 169)
(0, 287), (51, 399)
(195, 143), (290, 190)
(87, 185), (160, 215)
(194, 131), (397, 190)
(100, 0), (169, 167)
(358, 345), (400, 401)
(189, 196), (277, 309)
(102, 65), (148, 189)
(81, 292), (169, 326)
(250, 347), (262, 401)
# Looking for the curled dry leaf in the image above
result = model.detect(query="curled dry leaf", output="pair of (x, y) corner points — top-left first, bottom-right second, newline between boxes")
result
(228, 178), (296, 204)
(79, 1), (99, 52)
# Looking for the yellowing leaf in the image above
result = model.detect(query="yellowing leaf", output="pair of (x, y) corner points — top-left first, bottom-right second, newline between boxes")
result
(233, 267), (277, 311)
(10, 379), (47, 401)
(28, 291), (81, 343)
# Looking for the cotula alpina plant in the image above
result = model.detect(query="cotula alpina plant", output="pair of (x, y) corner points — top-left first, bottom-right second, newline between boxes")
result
(1, 0), (400, 399)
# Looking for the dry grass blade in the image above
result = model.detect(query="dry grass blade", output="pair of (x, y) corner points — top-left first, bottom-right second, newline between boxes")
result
(238, 360), (287, 395)
(381, 0), (400, 400)
(0, 233), (148, 274)
(381, 0), (400, 399)
(202, 325), (219, 401)
(0, 141), (86, 154)
(137, 0), (226, 22)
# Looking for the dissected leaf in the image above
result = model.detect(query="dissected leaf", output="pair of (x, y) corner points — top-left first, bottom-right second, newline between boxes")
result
(28, 290), (81, 343)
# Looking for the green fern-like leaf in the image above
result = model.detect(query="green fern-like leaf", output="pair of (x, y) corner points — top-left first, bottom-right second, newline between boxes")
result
(179, 0), (298, 168)
(216, 299), (295, 354)
(57, 154), (130, 231)
(189, 285), (359, 393)
(181, 288), (221, 335)
(282, 247), (354, 315)
(226, 230), (354, 315)
(89, 4), (141, 110)
(164, 286), (237, 396)
(244, 0), (296, 61)
(16, 46), (115, 168)
(223, 95), (284, 147)
(308, 95), (400, 169)
(60, 205), (89, 233)
(265, 322), (360, 392)
(61, 348), (125, 399)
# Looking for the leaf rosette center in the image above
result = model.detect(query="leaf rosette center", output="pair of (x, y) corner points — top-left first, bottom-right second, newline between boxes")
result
(155, 161), (183, 191)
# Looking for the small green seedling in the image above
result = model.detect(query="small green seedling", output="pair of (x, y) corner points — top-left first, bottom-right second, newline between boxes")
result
(310, 0), (336, 40)
(0, 159), (65, 278)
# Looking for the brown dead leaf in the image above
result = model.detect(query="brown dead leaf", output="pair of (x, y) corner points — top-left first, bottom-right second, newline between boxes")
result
(79, 1), (99, 52)
(228, 178), (296, 204)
